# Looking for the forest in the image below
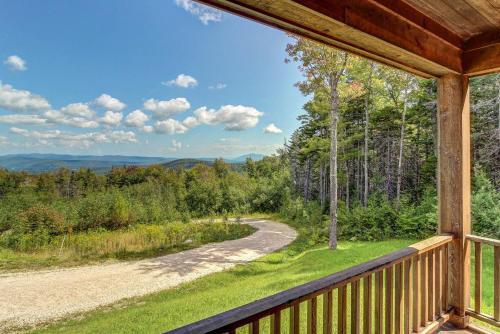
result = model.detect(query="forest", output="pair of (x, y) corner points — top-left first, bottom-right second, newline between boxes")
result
(0, 38), (498, 267)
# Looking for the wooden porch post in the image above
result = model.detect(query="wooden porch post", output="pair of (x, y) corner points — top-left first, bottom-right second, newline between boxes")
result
(437, 74), (471, 328)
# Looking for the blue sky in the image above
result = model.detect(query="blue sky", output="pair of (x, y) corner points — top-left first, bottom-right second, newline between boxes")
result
(0, 0), (306, 158)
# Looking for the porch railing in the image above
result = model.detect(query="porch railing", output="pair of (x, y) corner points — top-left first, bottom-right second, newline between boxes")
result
(165, 235), (453, 334)
(466, 234), (500, 329)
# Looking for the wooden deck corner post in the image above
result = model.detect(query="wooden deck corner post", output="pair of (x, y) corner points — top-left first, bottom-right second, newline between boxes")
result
(437, 73), (471, 328)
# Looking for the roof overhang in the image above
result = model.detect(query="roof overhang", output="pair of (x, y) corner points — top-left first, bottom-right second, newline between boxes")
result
(197, 0), (500, 78)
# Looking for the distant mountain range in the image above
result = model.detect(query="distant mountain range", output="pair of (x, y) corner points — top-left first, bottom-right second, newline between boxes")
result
(0, 153), (266, 173)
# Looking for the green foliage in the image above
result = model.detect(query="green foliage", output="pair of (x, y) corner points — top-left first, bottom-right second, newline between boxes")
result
(472, 169), (500, 238)
(0, 157), (291, 256)
(338, 196), (398, 241)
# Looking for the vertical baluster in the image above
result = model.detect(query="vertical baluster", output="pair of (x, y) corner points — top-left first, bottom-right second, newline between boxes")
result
(403, 259), (412, 334)
(412, 256), (420, 333)
(290, 304), (300, 334)
(385, 267), (393, 334)
(352, 280), (360, 334)
(308, 297), (317, 334)
(375, 271), (383, 334)
(427, 250), (434, 320)
(494, 245), (500, 321)
(420, 253), (428, 327)
(363, 275), (372, 334)
(442, 245), (448, 313)
(394, 263), (403, 334)
(270, 311), (281, 334)
(474, 241), (482, 314)
(323, 290), (333, 334)
(435, 246), (442, 317)
(339, 286), (347, 334)
(248, 320), (259, 334)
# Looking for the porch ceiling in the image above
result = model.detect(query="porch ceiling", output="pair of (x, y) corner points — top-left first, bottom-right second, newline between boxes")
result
(196, 0), (500, 78)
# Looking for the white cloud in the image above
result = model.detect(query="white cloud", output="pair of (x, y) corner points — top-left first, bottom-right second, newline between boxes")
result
(125, 109), (149, 128)
(0, 82), (51, 112)
(0, 114), (47, 125)
(163, 74), (198, 88)
(264, 123), (283, 134)
(142, 125), (154, 133)
(175, 0), (222, 25)
(100, 110), (123, 127)
(44, 110), (99, 128)
(168, 139), (182, 152)
(60, 102), (96, 119)
(4, 55), (27, 71)
(182, 116), (199, 128)
(208, 83), (227, 90)
(144, 97), (190, 119)
(94, 94), (126, 112)
(107, 130), (137, 143)
(193, 105), (263, 131)
(10, 127), (137, 148)
(0, 135), (8, 145)
(154, 119), (188, 134)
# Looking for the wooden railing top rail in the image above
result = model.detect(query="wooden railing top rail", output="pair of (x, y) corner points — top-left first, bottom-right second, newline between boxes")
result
(466, 234), (500, 247)
(164, 234), (453, 334)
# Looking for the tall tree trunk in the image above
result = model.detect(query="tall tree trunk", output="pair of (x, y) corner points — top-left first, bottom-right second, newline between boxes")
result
(329, 81), (340, 250)
(395, 96), (408, 211)
(345, 160), (350, 211)
(415, 125), (421, 202)
(386, 140), (392, 200)
(328, 53), (348, 250)
(363, 62), (374, 207)
(320, 160), (327, 210)
(304, 158), (311, 201)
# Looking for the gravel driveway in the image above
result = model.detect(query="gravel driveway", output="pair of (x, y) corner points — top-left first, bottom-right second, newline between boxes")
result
(0, 219), (297, 332)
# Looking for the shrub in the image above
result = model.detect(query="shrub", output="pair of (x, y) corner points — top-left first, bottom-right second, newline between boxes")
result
(17, 203), (67, 236)
(472, 170), (500, 238)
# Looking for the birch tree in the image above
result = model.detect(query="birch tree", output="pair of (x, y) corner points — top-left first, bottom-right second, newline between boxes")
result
(286, 37), (349, 249)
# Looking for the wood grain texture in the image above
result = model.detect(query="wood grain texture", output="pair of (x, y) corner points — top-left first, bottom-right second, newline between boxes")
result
(437, 74), (471, 328)
(323, 290), (333, 334)
(428, 250), (435, 320)
(412, 256), (421, 333)
(385, 267), (393, 334)
(404, 260), (412, 334)
(442, 245), (449, 314)
(308, 297), (317, 334)
(421, 254), (428, 327)
(474, 242), (482, 314)
(270, 311), (281, 334)
(402, 0), (500, 39)
(352, 281), (361, 334)
(290, 304), (300, 334)
(364, 275), (372, 334)
(435, 247), (442, 317)
(395, 263), (403, 334)
(375, 271), (384, 334)
(338, 286), (347, 334)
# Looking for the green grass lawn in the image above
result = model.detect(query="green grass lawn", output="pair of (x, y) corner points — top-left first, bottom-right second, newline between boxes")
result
(30, 233), (415, 334)
(470, 243), (497, 331)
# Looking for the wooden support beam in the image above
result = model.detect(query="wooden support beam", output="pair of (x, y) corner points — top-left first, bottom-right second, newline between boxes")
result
(463, 43), (500, 76)
(437, 74), (472, 328)
(197, 0), (463, 77)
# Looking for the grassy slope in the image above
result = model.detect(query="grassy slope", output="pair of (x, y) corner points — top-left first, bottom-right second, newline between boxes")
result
(31, 235), (414, 333)
(0, 223), (255, 272)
